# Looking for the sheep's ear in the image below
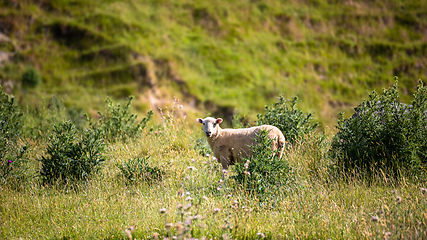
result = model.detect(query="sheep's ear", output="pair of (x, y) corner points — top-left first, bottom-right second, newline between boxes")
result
(216, 118), (223, 124)
(197, 118), (203, 124)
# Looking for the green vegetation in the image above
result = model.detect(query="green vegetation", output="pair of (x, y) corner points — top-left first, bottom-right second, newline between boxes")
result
(330, 80), (427, 178)
(1, 0), (426, 126)
(39, 120), (105, 185)
(1, 0), (427, 239)
(116, 156), (165, 185)
(1, 82), (427, 238)
(0, 87), (27, 186)
(233, 129), (291, 196)
(21, 67), (41, 89)
(98, 96), (153, 142)
(257, 96), (319, 144)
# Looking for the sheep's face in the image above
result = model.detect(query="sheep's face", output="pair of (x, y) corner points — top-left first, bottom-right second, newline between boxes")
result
(197, 117), (223, 138)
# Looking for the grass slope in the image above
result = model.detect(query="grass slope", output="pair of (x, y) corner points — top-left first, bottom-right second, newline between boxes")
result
(1, 0), (426, 127)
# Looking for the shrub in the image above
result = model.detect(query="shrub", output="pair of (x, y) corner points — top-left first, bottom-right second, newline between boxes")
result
(22, 67), (41, 89)
(116, 156), (164, 185)
(39, 121), (105, 185)
(256, 96), (319, 145)
(233, 129), (291, 195)
(98, 96), (153, 142)
(330, 80), (427, 178)
(0, 87), (28, 185)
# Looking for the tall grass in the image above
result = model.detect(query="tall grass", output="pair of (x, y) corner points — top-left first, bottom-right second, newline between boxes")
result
(1, 104), (426, 239)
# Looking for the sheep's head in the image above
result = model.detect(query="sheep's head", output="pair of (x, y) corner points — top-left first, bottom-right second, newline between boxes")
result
(197, 117), (223, 138)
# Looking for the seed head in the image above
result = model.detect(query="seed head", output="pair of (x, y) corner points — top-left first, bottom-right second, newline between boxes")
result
(165, 223), (174, 228)
(396, 196), (402, 204)
(257, 232), (266, 238)
(183, 203), (192, 211)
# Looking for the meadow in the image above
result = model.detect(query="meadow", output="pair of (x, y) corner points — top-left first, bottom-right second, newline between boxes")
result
(1, 0), (427, 239)
(1, 95), (427, 239)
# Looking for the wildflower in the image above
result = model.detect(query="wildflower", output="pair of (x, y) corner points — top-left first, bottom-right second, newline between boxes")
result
(183, 203), (192, 211)
(421, 187), (427, 194)
(244, 171), (251, 175)
(187, 166), (197, 171)
(177, 204), (183, 210)
(391, 190), (397, 194)
(212, 156), (218, 162)
(202, 196), (208, 201)
(185, 196), (193, 201)
(159, 208), (167, 214)
(184, 217), (192, 226)
(396, 196), (402, 204)
(206, 154), (210, 157)
(152, 232), (159, 240)
(8, 160), (12, 163)
(213, 208), (220, 214)
(244, 161), (249, 169)
(125, 226), (134, 240)
(372, 216), (379, 222)
(226, 194), (232, 198)
(185, 191), (191, 195)
(165, 223), (174, 228)
(257, 232), (266, 238)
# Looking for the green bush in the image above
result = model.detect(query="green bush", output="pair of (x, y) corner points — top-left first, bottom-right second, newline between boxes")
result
(0, 87), (28, 185)
(22, 67), (41, 89)
(257, 96), (319, 145)
(39, 121), (105, 185)
(233, 129), (291, 195)
(98, 96), (153, 142)
(330, 80), (427, 178)
(116, 156), (164, 185)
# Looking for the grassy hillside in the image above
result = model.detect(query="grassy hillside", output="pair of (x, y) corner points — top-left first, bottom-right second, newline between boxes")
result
(1, 0), (426, 127)
(1, 2), (427, 238)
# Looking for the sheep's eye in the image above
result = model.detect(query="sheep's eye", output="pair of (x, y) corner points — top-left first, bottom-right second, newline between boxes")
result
(203, 123), (205, 125)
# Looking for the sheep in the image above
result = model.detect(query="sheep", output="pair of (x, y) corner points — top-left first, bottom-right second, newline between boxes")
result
(197, 117), (285, 171)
